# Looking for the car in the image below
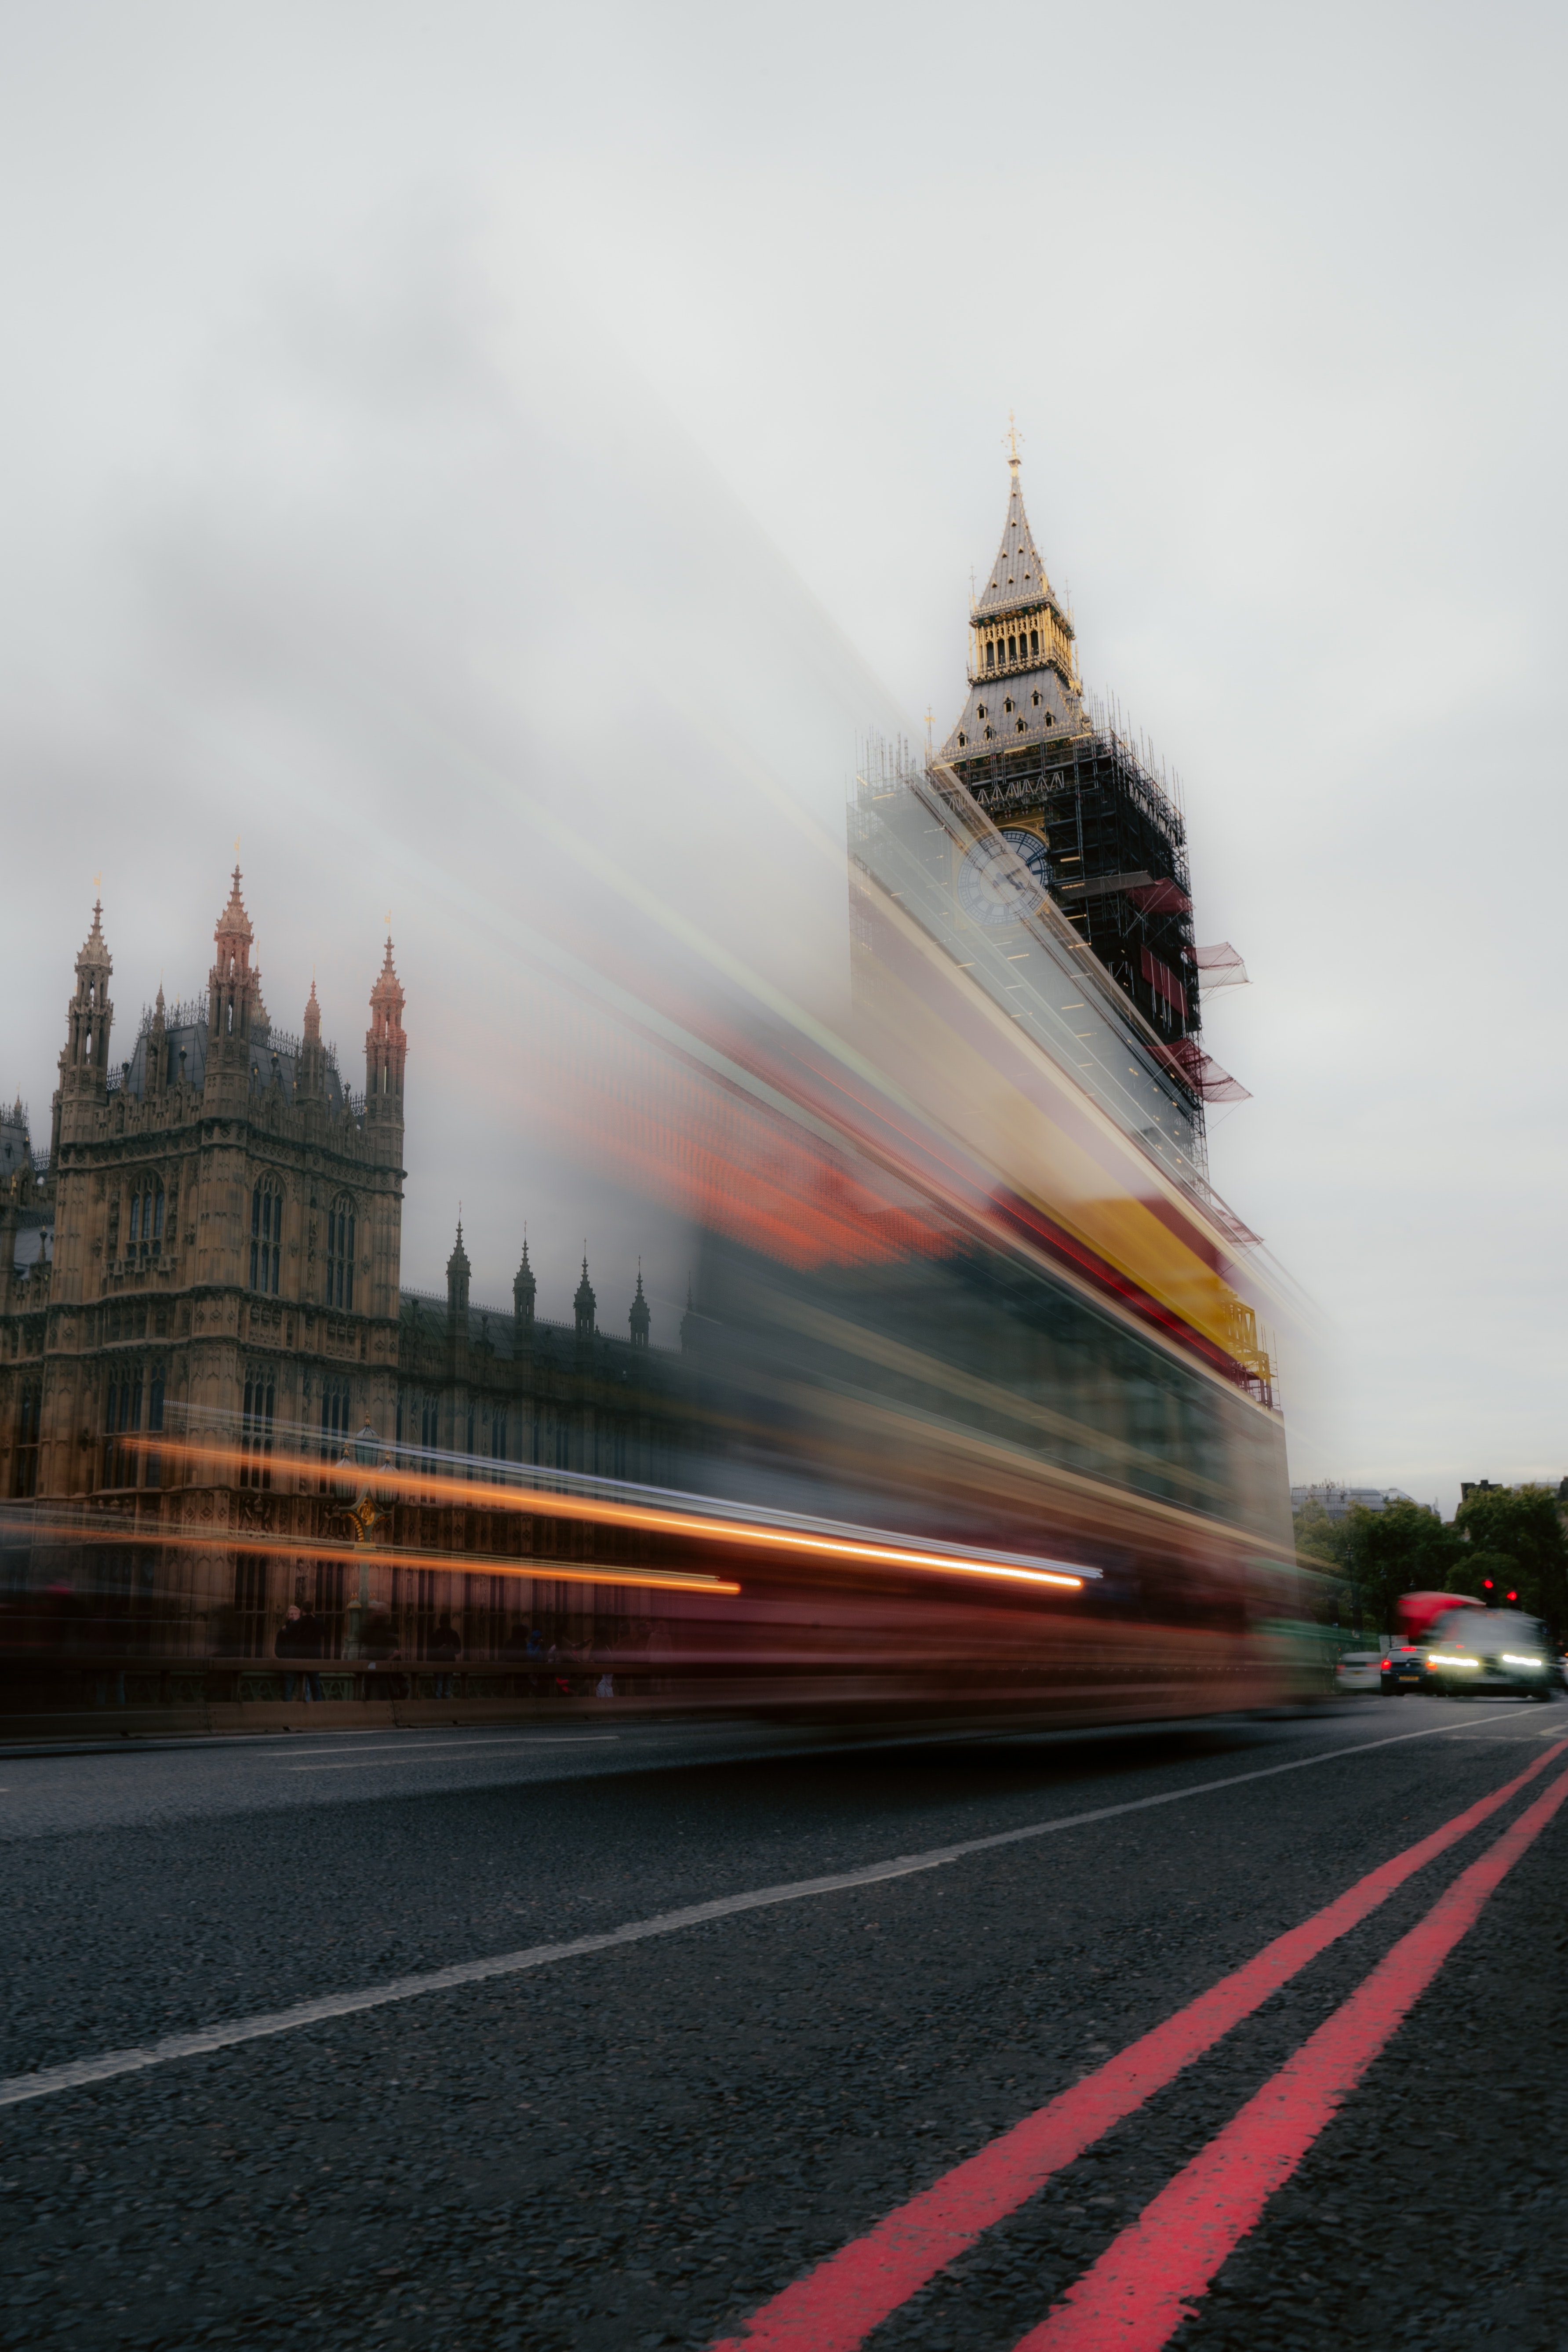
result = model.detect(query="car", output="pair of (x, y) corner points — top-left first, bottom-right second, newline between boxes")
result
(1414, 1609), (1563, 1701)
(1378, 1645), (1430, 1695)
(1335, 1649), (1387, 1693)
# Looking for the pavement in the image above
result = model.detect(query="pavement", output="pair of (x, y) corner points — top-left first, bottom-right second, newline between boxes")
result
(1, 1695), (1565, 2352)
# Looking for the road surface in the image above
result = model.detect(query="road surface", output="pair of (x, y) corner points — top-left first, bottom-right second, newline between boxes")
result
(0, 1697), (1564, 2351)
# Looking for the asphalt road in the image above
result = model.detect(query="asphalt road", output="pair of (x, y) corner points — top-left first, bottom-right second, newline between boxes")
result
(1, 1696), (1565, 2352)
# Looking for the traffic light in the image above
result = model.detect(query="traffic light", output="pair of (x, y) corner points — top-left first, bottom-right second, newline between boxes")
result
(1482, 1577), (1495, 1601)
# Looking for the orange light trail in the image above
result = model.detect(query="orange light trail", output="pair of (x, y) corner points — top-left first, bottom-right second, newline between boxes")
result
(51, 1515), (737, 1594)
(124, 1438), (1086, 1591)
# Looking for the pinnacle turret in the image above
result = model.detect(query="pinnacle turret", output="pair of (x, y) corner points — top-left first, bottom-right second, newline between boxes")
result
(366, 935), (407, 1121)
(629, 1260), (651, 1348)
(447, 1218), (471, 1318)
(206, 867), (265, 1054)
(513, 1232), (536, 1331)
(56, 897), (114, 1102)
(574, 1251), (596, 1343)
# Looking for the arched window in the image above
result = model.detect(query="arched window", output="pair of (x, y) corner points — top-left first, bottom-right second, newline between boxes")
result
(250, 1179), (282, 1294)
(146, 1366), (165, 1490)
(240, 1364), (275, 1490)
(103, 1365), (144, 1489)
(984, 642), (995, 670)
(1008, 635), (1016, 661)
(490, 1408), (507, 1463)
(234, 1553), (269, 1658)
(326, 1198), (356, 1311)
(129, 1178), (165, 1256)
(12, 1382), (42, 1500)
(319, 1378), (351, 1487)
(1030, 630), (1039, 655)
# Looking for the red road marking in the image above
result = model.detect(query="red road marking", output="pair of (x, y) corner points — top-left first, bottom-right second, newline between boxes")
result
(712, 1740), (1568, 2352)
(1015, 1758), (1568, 2351)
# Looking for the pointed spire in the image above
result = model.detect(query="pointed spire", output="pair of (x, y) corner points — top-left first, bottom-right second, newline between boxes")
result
(217, 865), (254, 941)
(371, 932), (401, 1005)
(207, 865), (263, 1056)
(56, 894), (115, 1116)
(574, 1249), (597, 1342)
(973, 459), (1055, 618)
(513, 1227), (536, 1329)
(446, 1216), (470, 1319)
(303, 980), (321, 1041)
(629, 1258), (651, 1349)
(942, 450), (1084, 760)
(366, 933), (407, 1120)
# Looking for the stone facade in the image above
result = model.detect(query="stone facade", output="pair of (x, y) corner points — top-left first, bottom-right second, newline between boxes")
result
(0, 875), (676, 1686)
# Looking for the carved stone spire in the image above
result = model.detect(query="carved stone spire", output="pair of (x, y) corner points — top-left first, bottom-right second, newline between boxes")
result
(446, 1218), (471, 1318)
(51, 897), (115, 1161)
(61, 900), (114, 1093)
(574, 1251), (596, 1344)
(629, 1261), (650, 1349)
(146, 981), (168, 1098)
(297, 979), (328, 1103)
(513, 1232), (536, 1333)
(206, 867), (265, 1066)
(365, 935), (407, 1124)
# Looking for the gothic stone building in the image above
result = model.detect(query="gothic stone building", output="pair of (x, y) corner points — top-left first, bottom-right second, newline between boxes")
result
(0, 874), (677, 1686)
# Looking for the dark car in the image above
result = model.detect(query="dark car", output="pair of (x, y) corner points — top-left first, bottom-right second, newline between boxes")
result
(1414, 1609), (1563, 1701)
(1378, 1645), (1430, 1695)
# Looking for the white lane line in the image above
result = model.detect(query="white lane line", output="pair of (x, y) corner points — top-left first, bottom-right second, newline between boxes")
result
(284, 1738), (619, 1770)
(0, 1710), (1527, 2110)
(1443, 1722), (1561, 1740)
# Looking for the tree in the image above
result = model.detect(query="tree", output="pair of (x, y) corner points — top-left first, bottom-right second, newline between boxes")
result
(1454, 1487), (1568, 1632)
(1346, 1500), (1464, 1636)
(1289, 1497), (1459, 1634)
(1293, 1499), (1356, 1627)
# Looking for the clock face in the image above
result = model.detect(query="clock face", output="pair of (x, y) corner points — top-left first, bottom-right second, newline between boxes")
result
(957, 828), (1053, 927)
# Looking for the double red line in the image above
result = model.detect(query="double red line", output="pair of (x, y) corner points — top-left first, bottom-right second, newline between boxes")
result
(714, 1739), (1568, 2352)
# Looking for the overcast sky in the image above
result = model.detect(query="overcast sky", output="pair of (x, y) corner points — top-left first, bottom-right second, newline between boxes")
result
(2, 1), (1563, 1511)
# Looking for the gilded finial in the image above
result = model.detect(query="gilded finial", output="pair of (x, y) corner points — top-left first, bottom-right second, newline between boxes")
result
(1005, 410), (1022, 467)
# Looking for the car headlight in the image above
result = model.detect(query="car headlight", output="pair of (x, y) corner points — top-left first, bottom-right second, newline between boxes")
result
(1427, 1653), (1480, 1667)
(1501, 1655), (1544, 1669)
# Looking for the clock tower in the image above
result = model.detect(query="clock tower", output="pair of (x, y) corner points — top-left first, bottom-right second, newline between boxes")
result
(940, 453), (1204, 1070)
